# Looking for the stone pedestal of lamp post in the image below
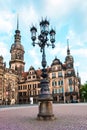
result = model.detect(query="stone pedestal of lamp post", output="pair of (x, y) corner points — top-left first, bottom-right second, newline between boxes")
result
(37, 78), (55, 120)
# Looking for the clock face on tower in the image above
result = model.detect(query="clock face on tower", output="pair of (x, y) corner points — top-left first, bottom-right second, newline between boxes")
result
(68, 64), (71, 67)
(67, 63), (73, 68)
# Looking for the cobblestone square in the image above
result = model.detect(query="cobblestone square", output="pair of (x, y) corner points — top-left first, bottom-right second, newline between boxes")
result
(0, 103), (87, 130)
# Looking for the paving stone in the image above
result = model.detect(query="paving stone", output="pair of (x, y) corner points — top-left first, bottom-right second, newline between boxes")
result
(0, 103), (87, 130)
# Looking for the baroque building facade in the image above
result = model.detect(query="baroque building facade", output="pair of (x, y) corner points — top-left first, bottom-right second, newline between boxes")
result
(0, 21), (81, 105)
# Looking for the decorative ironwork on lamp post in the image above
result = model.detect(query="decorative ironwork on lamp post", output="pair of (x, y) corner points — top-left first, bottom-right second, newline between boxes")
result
(30, 18), (56, 120)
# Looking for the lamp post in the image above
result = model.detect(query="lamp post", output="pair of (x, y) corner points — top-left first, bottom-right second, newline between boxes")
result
(30, 18), (56, 120)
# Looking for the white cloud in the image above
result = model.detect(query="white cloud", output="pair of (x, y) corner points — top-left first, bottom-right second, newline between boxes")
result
(48, 42), (66, 57)
(0, 42), (9, 57)
(19, 5), (39, 27)
(72, 48), (87, 57)
(66, 30), (84, 47)
(44, 0), (81, 18)
(0, 42), (10, 67)
(74, 62), (80, 68)
(0, 11), (14, 34)
(80, 71), (87, 84)
(28, 47), (41, 67)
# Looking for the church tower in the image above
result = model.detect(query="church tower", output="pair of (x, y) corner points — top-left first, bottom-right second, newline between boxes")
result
(65, 39), (75, 76)
(9, 17), (25, 75)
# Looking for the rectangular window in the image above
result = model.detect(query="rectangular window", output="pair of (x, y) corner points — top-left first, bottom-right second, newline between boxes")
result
(57, 89), (59, 93)
(54, 89), (57, 94)
(23, 92), (26, 96)
(23, 85), (27, 90)
(30, 84), (31, 89)
(59, 87), (64, 93)
(18, 92), (22, 96)
(28, 85), (29, 89)
(52, 81), (57, 86)
(52, 81), (54, 86)
(18, 86), (22, 90)
(18, 86), (20, 90)
(58, 80), (63, 86)
(52, 73), (56, 78)
(58, 81), (60, 86)
(62, 87), (64, 93)
(59, 88), (61, 93)
(69, 79), (72, 85)
(38, 83), (40, 88)
(61, 80), (63, 85)
(69, 86), (73, 92)
(58, 71), (62, 77)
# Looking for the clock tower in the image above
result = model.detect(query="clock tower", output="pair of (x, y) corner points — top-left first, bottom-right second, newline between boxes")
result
(65, 39), (75, 77)
(9, 17), (25, 75)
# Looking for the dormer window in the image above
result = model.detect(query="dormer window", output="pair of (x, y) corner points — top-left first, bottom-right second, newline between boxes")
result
(33, 75), (36, 79)
(28, 76), (31, 79)
(29, 71), (32, 74)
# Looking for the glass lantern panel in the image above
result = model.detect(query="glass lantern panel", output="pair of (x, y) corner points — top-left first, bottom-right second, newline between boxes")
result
(50, 34), (55, 40)
(44, 24), (49, 32)
(40, 25), (44, 33)
(32, 30), (36, 37)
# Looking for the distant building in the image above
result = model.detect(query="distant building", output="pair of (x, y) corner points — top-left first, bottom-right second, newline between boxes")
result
(0, 20), (81, 105)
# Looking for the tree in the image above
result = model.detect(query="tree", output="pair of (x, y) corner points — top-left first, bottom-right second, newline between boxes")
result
(80, 82), (87, 102)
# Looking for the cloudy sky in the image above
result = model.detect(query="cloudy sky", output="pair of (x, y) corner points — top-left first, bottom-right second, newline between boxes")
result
(0, 0), (87, 84)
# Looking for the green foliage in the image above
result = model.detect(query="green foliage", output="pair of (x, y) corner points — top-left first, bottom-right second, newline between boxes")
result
(80, 83), (87, 102)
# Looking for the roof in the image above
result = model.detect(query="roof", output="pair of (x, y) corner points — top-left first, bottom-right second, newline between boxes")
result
(51, 57), (61, 66)
(29, 66), (35, 71)
(11, 43), (24, 52)
(22, 72), (28, 79)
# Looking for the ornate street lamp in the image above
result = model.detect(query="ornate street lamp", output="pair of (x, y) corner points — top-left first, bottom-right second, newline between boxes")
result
(30, 18), (56, 120)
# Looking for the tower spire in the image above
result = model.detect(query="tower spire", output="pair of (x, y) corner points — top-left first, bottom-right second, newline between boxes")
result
(67, 38), (70, 55)
(77, 68), (79, 77)
(14, 14), (21, 43)
(17, 14), (19, 30)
